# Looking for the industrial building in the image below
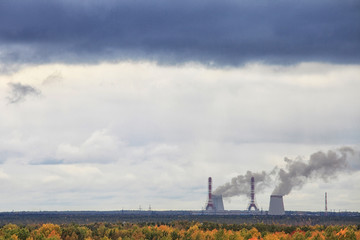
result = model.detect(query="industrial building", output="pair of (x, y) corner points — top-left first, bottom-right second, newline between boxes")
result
(212, 194), (225, 211)
(268, 195), (285, 215)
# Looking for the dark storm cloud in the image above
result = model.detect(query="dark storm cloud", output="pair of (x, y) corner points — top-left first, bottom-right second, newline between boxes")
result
(0, 0), (359, 67)
(7, 82), (41, 104)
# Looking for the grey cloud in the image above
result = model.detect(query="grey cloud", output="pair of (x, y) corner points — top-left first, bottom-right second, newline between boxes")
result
(347, 150), (360, 171)
(55, 130), (124, 164)
(0, 0), (359, 68)
(6, 82), (41, 104)
(0, 151), (17, 164)
(30, 158), (65, 165)
(42, 71), (63, 85)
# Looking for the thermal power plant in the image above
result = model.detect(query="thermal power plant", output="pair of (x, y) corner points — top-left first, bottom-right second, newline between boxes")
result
(206, 177), (215, 210)
(247, 176), (259, 211)
(268, 195), (285, 215)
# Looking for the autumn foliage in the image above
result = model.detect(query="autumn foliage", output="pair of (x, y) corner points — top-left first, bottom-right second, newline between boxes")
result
(0, 221), (359, 240)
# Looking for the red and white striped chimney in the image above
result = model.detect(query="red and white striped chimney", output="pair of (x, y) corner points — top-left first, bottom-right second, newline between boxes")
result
(206, 177), (214, 210)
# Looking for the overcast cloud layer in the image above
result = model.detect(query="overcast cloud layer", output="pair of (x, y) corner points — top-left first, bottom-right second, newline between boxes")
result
(0, 0), (359, 69)
(0, 62), (360, 211)
(0, 1), (359, 212)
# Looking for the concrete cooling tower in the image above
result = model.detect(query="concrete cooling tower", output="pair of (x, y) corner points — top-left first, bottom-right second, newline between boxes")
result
(268, 195), (285, 215)
(212, 194), (225, 211)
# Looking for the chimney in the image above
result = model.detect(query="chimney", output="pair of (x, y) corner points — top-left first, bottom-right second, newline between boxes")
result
(247, 176), (259, 211)
(268, 195), (285, 215)
(325, 192), (328, 216)
(206, 177), (215, 210)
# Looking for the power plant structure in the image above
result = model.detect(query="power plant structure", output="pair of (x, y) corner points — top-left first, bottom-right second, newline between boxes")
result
(325, 192), (328, 216)
(247, 176), (259, 211)
(205, 177), (214, 210)
(205, 177), (224, 211)
(198, 178), (349, 216)
(212, 194), (225, 211)
(268, 195), (285, 215)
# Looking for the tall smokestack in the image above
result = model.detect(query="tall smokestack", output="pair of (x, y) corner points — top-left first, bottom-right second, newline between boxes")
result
(268, 195), (285, 215)
(325, 192), (328, 216)
(247, 176), (259, 211)
(206, 177), (215, 210)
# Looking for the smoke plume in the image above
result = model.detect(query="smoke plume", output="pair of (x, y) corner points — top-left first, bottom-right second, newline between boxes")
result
(214, 147), (357, 198)
(213, 170), (273, 197)
(272, 147), (354, 196)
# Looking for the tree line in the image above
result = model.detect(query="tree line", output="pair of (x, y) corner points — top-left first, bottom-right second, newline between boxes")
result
(0, 221), (359, 240)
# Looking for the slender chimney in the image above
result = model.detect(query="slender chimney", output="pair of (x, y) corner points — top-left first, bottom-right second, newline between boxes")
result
(325, 192), (328, 216)
(248, 176), (259, 211)
(206, 177), (215, 210)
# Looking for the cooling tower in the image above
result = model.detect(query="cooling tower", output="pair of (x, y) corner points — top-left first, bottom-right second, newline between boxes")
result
(212, 195), (225, 211)
(268, 195), (285, 215)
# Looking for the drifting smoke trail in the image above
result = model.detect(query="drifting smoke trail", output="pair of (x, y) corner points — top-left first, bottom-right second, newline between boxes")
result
(272, 147), (354, 196)
(214, 147), (357, 198)
(213, 170), (273, 197)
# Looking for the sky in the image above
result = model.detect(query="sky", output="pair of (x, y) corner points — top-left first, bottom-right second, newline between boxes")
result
(0, 0), (359, 212)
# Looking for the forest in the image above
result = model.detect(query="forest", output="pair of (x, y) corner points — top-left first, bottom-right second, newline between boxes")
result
(0, 221), (359, 240)
(1, 211), (359, 226)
